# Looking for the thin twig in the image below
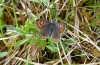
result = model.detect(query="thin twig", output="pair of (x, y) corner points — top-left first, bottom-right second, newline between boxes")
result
(4, 51), (19, 65)
(0, 34), (19, 40)
(60, 41), (71, 65)
(39, 0), (59, 16)
(15, 57), (46, 65)
(55, 43), (63, 65)
(58, 0), (69, 15)
(67, 23), (100, 52)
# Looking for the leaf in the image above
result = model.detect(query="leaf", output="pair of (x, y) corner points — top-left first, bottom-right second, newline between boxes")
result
(63, 38), (76, 43)
(0, 52), (8, 57)
(46, 38), (58, 52)
(15, 38), (29, 46)
(46, 45), (58, 52)
(26, 54), (30, 65)
(0, 8), (3, 18)
(48, 38), (55, 46)
(0, 20), (5, 29)
(15, 27), (25, 34)
(28, 36), (37, 45)
(0, 0), (3, 3)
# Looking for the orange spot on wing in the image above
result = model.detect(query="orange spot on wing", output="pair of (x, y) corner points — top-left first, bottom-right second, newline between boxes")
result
(59, 24), (65, 34)
(36, 20), (42, 30)
(39, 34), (48, 39)
(51, 38), (60, 42)
(36, 20), (47, 31)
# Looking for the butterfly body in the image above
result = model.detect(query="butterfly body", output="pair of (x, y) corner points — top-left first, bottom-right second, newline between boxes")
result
(36, 19), (65, 42)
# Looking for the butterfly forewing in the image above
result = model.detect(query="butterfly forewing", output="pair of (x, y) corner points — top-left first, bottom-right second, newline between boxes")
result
(39, 25), (52, 39)
(36, 19), (49, 31)
(58, 23), (65, 34)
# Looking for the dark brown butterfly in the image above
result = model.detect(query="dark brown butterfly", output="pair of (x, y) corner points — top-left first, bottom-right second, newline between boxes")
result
(36, 19), (65, 42)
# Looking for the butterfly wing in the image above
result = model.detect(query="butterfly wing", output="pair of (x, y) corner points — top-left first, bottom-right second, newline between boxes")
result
(51, 23), (65, 42)
(39, 25), (52, 39)
(58, 23), (65, 35)
(36, 19), (49, 31)
(51, 30), (60, 42)
(51, 23), (60, 42)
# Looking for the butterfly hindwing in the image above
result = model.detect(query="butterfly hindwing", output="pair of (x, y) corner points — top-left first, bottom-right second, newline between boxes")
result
(51, 23), (60, 42)
(51, 30), (60, 42)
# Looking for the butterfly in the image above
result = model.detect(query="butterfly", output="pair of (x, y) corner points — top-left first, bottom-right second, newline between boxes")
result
(36, 18), (65, 42)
